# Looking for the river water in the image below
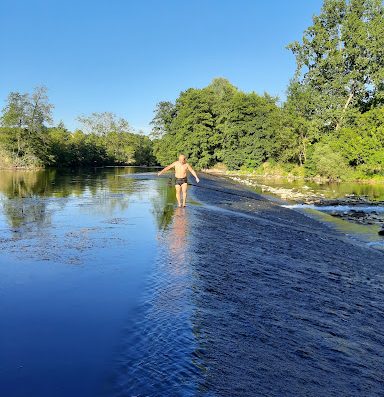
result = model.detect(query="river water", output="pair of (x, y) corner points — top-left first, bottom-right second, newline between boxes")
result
(1, 168), (384, 397)
(0, 167), (189, 396)
(238, 176), (384, 202)
(231, 175), (384, 250)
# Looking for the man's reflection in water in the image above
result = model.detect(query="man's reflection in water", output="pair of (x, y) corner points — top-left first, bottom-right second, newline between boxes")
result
(152, 202), (191, 315)
(168, 207), (188, 274)
(152, 178), (190, 277)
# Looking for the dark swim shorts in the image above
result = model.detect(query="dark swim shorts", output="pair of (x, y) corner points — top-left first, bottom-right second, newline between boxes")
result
(175, 177), (188, 186)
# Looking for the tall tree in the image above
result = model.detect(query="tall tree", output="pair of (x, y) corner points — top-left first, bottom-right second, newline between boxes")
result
(221, 92), (282, 169)
(77, 112), (130, 135)
(0, 87), (53, 163)
(280, 81), (323, 165)
(288, 0), (384, 130)
(150, 101), (176, 139)
(152, 78), (283, 170)
(1, 92), (30, 129)
(27, 86), (54, 133)
(1, 86), (53, 132)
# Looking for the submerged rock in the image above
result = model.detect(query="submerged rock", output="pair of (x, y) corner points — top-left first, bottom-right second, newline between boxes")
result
(332, 209), (384, 226)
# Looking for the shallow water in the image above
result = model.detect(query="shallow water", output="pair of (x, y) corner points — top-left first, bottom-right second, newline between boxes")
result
(1, 168), (384, 397)
(234, 175), (384, 250)
(281, 206), (384, 251)
(243, 176), (384, 202)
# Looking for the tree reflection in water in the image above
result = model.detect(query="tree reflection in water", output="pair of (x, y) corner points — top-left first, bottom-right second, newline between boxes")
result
(0, 170), (57, 231)
(0, 168), (146, 264)
(0, 168), (140, 232)
(151, 177), (177, 230)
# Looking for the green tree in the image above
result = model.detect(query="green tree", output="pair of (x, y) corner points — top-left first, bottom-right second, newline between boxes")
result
(27, 86), (54, 133)
(0, 87), (54, 166)
(330, 106), (384, 174)
(288, 0), (384, 130)
(150, 101), (176, 139)
(279, 82), (322, 165)
(152, 78), (282, 170)
(1, 92), (30, 129)
(153, 87), (214, 167)
(221, 92), (282, 169)
(306, 142), (349, 180)
(77, 112), (130, 135)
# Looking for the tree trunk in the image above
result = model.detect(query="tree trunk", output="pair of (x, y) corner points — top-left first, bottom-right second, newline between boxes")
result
(335, 92), (354, 130)
(30, 91), (42, 133)
(300, 132), (307, 165)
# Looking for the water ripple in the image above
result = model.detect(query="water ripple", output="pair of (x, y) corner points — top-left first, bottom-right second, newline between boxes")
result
(108, 208), (203, 397)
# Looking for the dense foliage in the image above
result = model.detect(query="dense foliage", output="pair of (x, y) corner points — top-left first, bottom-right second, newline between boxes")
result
(0, 90), (155, 168)
(152, 79), (283, 169)
(153, 0), (384, 180)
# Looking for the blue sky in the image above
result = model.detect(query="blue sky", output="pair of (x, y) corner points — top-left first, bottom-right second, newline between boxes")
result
(0, 0), (323, 133)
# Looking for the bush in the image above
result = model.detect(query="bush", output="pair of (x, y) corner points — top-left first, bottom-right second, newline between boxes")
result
(306, 143), (349, 180)
(288, 164), (306, 178)
(0, 147), (43, 169)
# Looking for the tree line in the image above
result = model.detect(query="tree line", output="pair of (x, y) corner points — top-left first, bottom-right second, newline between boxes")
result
(0, 88), (155, 168)
(152, 0), (384, 180)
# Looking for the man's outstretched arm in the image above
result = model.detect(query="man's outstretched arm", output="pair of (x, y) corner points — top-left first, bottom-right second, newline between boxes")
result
(157, 162), (175, 176)
(187, 164), (200, 183)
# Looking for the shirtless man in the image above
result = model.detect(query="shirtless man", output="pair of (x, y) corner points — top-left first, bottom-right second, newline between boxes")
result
(157, 154), (200, 207)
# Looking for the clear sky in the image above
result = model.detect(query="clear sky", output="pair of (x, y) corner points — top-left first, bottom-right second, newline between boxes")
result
(0, 0), (323, 133)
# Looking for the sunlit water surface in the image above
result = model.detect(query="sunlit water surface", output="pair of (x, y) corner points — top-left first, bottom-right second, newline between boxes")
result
(0, 167), (201, 396)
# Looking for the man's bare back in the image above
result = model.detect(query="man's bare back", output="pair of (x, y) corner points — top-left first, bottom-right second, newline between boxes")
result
(157, 154), (199, 207)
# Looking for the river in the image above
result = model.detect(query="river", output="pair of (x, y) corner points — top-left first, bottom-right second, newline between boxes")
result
(1, 167), (383, 396)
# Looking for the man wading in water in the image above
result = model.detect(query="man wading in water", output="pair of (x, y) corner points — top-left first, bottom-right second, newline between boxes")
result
(157, 154), (200, 207)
